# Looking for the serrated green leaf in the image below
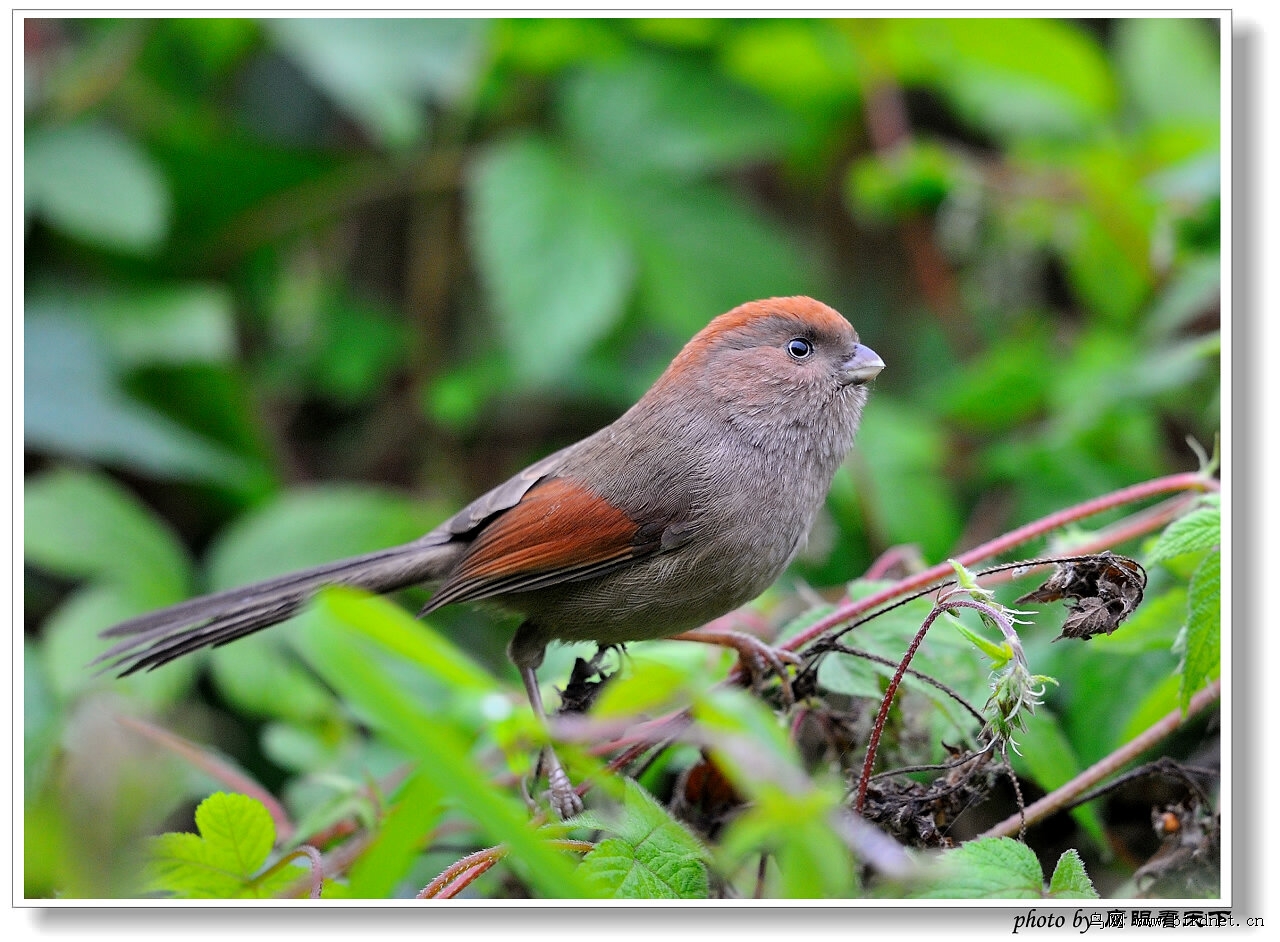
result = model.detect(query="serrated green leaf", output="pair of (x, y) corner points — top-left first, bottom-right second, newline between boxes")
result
(1047, 848), (1099, 898)
(576, 780), (709, 899)
(1148, 504), (1220, 563)
(912, 836), (1045, 899)
(196, 792), (274, 875)
(147, 792), (292, 898)
(1182, 550), (1221, 709)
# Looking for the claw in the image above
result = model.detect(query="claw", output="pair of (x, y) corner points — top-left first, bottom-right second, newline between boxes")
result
(545, 757), (584, 819)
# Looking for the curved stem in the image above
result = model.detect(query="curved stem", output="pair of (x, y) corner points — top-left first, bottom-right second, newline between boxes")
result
(783, 472), (1217, 656)
(855, 605), (946, 812)
(419, 839), (595, 899)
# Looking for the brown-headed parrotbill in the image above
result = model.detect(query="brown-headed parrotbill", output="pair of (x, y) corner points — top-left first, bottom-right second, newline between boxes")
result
(97, 296), (884, 817)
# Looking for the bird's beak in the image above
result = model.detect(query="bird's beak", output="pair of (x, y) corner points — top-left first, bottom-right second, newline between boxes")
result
(841, 344), (885, 386)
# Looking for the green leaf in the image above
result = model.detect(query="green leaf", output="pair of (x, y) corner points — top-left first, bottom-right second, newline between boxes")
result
(25, 121), (171, 252)
(468, 136), (635, 384)
(559, 55), (795, 176)
(1119, 672), (1182, 743)
(1051, 144), (1157, 324)
(1115, 18), (1220, 126)
(889, 19), (1116, 140)
(267, 18), (490, 148)
(846, 141), (966, 220)
(89, 284), (237, 368)
(24, 314), (253, 484)
(298, 295), (407, 405)
(721, 19), (861, 111)
(716, 788), (855, 898)
(23, 641), (60, 800)
(345, 770), (445, 898)
(1047, 848), (1100, 899)
(913, 836), (1047, 898)
(816, 583), (986, 742)
(591, 644), (714, 719)
(1010, 711), (1105, 849)
(24, 468), (191, 602)
(575, 779), (709, 899)
(621, 179), (814, 338)
(934, 320), (1056, 433)
(294, 590), (595, 898)
(40, 584), (198, 706)
(494, 19), (627, 74)
(692, 688), (806, 798)
(852, 398), (964, 560)
(209, 640), (338, 724)
(147, 792), (301, 898)
(1148, 501), (1220, 563)
(1145, 254), (1221, 339)
(1181, 550), (1221, 709)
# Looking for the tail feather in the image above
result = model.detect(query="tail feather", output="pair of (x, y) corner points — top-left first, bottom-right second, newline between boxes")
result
(96, 542), (457, 675)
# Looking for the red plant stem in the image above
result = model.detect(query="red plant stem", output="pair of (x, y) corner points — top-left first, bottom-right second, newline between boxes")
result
(114, 713), (296, 844)
(783, 472), (1217, 655)
(433, 858), (497, 899)
(421, 847), (504, 898)
(980, 679), (1222, 839)
(420, 839), (595, 899)
(854, 606), (945, 813)
(277, 845), (324, 899)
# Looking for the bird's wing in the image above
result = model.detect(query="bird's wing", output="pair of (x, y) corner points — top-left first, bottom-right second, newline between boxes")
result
(421, 476), (689, 612)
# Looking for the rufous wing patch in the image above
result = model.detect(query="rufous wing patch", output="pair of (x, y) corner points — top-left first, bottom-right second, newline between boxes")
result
(423, 477), (641, 611)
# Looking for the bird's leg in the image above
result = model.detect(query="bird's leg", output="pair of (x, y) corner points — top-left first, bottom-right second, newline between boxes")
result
(673, 624), (802, 708)
(511, 624), (584, 819)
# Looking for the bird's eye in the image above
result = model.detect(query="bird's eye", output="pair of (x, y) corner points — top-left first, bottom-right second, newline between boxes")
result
(786, 337), (814, 360)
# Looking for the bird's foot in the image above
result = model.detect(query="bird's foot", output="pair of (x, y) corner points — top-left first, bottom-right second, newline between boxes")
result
(535, 745), (584, 819)
(673, 627), (801, 708)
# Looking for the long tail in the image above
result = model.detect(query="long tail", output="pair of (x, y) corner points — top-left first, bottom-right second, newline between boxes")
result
(95, 541), (456, 675)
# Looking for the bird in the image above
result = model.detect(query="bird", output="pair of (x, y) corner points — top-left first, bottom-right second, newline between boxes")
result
(97, 296), (884, 818)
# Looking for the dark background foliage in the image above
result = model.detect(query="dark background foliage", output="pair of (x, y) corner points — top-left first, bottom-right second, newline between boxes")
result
(23, 17), (1221, 899)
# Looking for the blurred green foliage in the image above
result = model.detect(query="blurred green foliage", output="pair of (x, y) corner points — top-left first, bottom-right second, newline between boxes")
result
(23, 16), (1220, 899)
